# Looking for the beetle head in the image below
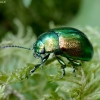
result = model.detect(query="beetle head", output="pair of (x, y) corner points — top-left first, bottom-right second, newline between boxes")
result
(33, 40), (45, 58)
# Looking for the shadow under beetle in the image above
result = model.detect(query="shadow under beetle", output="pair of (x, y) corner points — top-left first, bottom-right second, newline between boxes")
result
(2, 27), (94, 77)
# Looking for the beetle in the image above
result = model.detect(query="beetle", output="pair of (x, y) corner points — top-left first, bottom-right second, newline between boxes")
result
(2, 27), (93, 77)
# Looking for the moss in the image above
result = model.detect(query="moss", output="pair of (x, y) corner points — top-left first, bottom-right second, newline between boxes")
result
(0, 24), (100, 99)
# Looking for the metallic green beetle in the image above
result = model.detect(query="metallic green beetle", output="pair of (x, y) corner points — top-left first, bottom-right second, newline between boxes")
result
(32, 27), (93, 77)
(3, 27), (93, 77)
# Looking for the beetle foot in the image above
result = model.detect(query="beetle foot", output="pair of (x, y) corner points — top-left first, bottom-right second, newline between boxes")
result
(30, 68), (35, 75)
(60, 68), (65, 78)
(30, 64), (40, 75)
(72, 67), (76, 77)
(30, 68), (35, 73)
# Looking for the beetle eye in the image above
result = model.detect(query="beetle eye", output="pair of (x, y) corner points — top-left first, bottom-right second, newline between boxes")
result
(40, 48), (45, 54)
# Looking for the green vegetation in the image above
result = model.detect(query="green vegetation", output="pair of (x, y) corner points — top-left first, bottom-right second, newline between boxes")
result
(0, 0), (100, 99)
(0, 20), (100, 99)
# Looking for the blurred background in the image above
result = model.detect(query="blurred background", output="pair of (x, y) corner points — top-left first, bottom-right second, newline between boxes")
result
(0, 0), (100, 41)
(0, 0), (81, 41)
(0, 0), (100, 100)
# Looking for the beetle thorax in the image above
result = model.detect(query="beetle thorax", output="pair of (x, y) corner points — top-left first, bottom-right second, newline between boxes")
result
(40, 32), (60, 53)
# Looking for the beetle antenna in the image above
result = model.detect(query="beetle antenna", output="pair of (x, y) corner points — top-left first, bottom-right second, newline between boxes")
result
(2, 45), (33, 50)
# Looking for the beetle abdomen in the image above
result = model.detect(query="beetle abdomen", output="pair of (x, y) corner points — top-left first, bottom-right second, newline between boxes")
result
(59, 37), (82, 57)
(59, 36), (93, 61)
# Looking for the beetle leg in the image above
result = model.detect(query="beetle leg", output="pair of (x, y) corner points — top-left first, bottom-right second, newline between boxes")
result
(30, 54), (50, 75)
(41, 54), (50, 64)
(68, 58), (81, 66)
(67, 58), (81, 76)
(72, 66), (76, 77)
(55, 55), (66, 78)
